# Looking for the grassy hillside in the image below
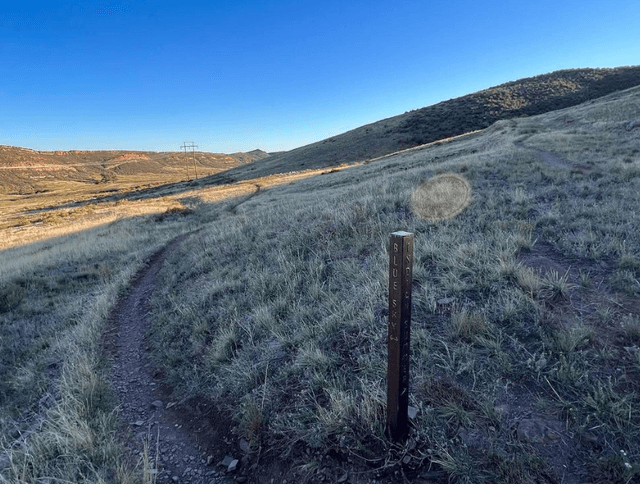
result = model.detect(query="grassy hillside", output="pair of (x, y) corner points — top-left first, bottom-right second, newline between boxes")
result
(141, 84), (640, 483)
(231, 66), (640, 179)
(0, 213), (197, 483)
(1, 78), (640, 483)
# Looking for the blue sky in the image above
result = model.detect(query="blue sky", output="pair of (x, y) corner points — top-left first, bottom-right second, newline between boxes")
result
(1, 1), (638, 153)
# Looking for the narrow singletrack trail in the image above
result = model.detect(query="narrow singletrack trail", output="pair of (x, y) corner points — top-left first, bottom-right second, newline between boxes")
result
(102, 234), (235, 484)
(513, 140), (598, 175)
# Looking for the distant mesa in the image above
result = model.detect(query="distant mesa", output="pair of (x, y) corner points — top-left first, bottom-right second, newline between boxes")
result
(0, 147), (269, 194)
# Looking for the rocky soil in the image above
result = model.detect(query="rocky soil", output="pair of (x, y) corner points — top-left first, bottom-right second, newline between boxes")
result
(102, 235), (247, 484)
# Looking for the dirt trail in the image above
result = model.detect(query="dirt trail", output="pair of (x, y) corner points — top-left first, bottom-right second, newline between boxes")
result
(102, 235), (236, 484)
(514, 140), (597, 175)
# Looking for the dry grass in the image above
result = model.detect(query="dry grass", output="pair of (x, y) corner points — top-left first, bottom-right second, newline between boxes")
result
(2, 84), (640, 483)
(146, 84), (640, 483)
(0, 206), (197, 483)
(0, 163), (355, 251)
(0, 158), (356, 483)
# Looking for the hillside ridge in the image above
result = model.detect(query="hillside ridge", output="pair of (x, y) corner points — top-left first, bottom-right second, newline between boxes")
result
(3, 66), (639, 194)
(234, 66), (640, 178)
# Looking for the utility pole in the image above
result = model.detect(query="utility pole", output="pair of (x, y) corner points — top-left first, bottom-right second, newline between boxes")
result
(182, 144), (189, 180)
(181, 142), (198, 180)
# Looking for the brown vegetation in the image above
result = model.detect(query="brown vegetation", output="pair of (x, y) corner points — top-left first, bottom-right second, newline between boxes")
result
(0, 146), (269, 195)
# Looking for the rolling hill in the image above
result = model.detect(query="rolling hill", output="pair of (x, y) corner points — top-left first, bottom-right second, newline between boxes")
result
(227, 66), (640, 179)
(2, 67), (640, 484)
(3, 66), (638, 201)
(0, 146), (269, 195)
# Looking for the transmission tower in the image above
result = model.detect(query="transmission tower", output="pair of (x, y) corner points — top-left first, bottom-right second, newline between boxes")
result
(181, 142), (198, 180)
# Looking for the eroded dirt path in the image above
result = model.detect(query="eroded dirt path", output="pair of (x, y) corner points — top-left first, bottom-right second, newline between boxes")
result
(102, 235), (237, 484)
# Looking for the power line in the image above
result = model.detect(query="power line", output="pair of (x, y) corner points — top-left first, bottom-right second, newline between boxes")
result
(181, 142), (198, 180)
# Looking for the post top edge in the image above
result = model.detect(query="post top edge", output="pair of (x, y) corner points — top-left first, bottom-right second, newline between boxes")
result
(391, 231), (413, 236)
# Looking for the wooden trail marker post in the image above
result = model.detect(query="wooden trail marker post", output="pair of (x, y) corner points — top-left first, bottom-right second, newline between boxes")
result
(387, 231), (413, 442)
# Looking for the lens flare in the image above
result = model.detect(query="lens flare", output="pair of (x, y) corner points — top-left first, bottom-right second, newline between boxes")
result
(410, 173), (471, 221)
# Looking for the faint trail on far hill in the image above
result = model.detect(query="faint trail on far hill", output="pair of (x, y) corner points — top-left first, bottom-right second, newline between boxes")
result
(102, 233), (233, 484)
(514, 140), (598, 175)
